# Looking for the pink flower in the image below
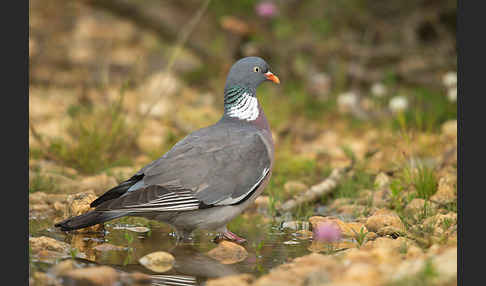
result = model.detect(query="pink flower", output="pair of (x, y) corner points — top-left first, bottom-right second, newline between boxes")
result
(255, 1), (278, 18)
(313, 222), (342, 243)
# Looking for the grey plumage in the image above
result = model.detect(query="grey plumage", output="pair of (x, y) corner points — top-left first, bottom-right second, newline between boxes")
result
(55, 57), (279, 242)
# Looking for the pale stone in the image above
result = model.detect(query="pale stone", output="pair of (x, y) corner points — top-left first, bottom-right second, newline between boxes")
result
(139, 251), (175, 273)
(207, 241), (248, 265)
(206, 274), (255, 286)
(374, 172), (390, 189)
(430, 175), (456, 204)
(61, 191), (103, 233)
(61, 266), (119, 286)
(365, 209), (406, 236)
(309, 216), (367, 239)
(29, 236), (70, 255)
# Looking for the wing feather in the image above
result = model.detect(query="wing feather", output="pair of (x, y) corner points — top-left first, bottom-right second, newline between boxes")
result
(92, 122), (272, 213)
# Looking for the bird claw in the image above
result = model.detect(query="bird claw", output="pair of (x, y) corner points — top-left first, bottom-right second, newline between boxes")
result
(213, 231), (247, 244)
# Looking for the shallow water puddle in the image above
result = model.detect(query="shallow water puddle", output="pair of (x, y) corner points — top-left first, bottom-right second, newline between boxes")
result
(30, 214), (317, 285)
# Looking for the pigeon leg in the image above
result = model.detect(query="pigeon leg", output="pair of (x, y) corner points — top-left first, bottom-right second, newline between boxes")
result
(175, 229), (194, 245)
(213, 230), (247, 244)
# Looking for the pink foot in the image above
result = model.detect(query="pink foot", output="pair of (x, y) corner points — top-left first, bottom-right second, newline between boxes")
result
(214, 231), (247, 244)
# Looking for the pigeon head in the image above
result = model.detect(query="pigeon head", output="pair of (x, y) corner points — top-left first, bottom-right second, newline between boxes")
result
(224, 57), (280, 93)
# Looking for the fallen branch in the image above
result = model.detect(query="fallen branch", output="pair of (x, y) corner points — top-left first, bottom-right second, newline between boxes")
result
(277, 162), (354, 212)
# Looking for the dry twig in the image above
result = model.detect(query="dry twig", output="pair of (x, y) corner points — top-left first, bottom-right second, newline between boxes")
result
(277, 162), (355, 212)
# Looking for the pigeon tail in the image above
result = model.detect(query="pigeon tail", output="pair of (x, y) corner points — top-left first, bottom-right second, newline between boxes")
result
(54, 211), (125, 231)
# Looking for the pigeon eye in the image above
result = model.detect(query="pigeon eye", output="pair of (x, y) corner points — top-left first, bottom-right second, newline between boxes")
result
(253, 66), (260, 73)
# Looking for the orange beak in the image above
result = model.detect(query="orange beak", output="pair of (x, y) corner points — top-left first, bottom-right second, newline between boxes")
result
(265, 71), (280, 84)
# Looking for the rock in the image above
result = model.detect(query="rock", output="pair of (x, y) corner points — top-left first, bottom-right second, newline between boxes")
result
(29, 192), (68, 217)
(125, 226), (151, 233)
(423, 212), (457, 237)
(281, 221), (310, 231)
(29, 192), (49, 205)
(93, 243), (127, 253)
(374, 172), (391, 189)
(252, 253), (339, 286)
(294, 230), (313, 240)
(431, 247), (457, 283)
(338, 204), (368, 217)
(308, 240), (356, 253)
(50, 259), (78, 276)
(30, 203), (50, 213)
(207, 241), (248, 264)
(283, 181), (308, 194)
(61, 191), (103, 233)
(430, 175), (456, 204)
(344, 241), (403, 267)
(405, 198), (427, 213)
(29, 236), (70, 255)
(309, 216), (367, 239)
(206, 274), (255, 286)
(365, 209), (406, 236)
(340, 262), (382, 286)
(365, 232), (378, 241)
(366, 237), (407, 251)
(61, 266), (119, 286)
(404, 198), (437, 218)
(70, 234), (100, 261)
(29, 192), (68, 216)
(32, 271), (58, 286)
(441, 120), (457, 139)
(139, 251), (175, 273)
(405, 245), (424, 259)
(301, 270), (331, 286)
(371, 189), (390, 208)
(328, 198), (352, 210)
(389, 257), (427, 282)
(29, 192), (67, 205)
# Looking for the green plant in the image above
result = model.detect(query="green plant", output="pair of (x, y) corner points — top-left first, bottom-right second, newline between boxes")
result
(48, 87), (138, 174)
(408, 166), (438, 200)
(391, 87), (456, 132)
(69, 248), (79, 259)
(399, 241), (408, 254)
(124, 232), (134, 244)
(334, 170), (373, 199)
(352, 226), (369, 248)
(441, 218), (453, 230)
(293, 201), (314, 221)
(29, 171), (57, 193)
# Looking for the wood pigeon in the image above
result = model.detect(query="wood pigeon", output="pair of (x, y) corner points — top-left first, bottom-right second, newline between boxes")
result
(55, 57), (280, 243)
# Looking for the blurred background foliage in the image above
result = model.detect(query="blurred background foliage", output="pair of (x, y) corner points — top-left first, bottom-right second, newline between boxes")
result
(29, 0), (457, 179)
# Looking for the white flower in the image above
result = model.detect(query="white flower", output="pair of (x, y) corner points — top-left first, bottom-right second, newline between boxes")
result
(389, 96), (409, 113)
(371, 83), (387, 97)
(337, 91), (358, 108)
(447, 87), (457, 102)
(442, 72), (457, 88)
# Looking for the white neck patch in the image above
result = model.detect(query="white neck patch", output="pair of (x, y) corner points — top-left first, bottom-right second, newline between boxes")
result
(225, 92), (259, 121)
